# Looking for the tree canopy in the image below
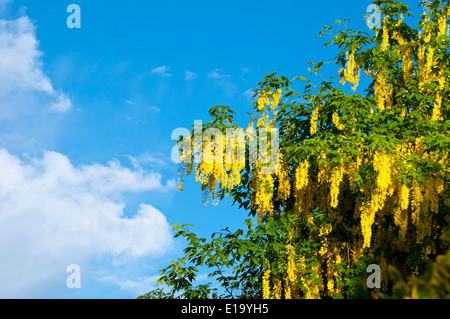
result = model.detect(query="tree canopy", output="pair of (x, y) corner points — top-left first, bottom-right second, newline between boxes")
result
(139, 0), (450, 299)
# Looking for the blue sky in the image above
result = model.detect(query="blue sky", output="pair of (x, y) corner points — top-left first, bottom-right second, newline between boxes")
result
(0, 0), (425, 298)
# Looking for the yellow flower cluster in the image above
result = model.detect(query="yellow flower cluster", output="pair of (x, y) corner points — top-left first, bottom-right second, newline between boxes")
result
(257, 88), (282, 112)
(329, 161), (344, 209)
(394, 183), (410, 239)
(294, 160), (311, 213)
(310, 107), (319, 135)
(277, 154), (291, 203)
(332, 112), (345, 131)
(273, 278), (282, 299)
(272, 88), (282, 111)
(286, 245), (298, 283)
(251, 89), (282, 222)
(360, 201), (377, 248)
(433, 76), (446, 121)
(393, 17), (413, 84)
(417, 8), (450, 91)
(399, 184), (410, 211)
(191, 136), (247, 205)
(181, 88), (281, 210)
(262, 268), (271, 299)
(254, 168), (274, 223)
(417, 42), (427, 89)
(381, 17), (390, 51)
(374, 72), (393, 111)
(374, 17), (397, 111)
(284, 277), (292, 299)
(257, 92), (270, 111)
(374, 151), (393, 206)
(438, 7), (450, 38)
(295, 160), (309, 190)
(340, 52), (360, 91)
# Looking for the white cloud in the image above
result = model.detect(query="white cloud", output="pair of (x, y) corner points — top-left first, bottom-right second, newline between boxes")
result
(242, 88), (255, 100)
(184, 70), (198, 80)
(128, 152), (170, 169)
(0, 149), (175, 297)
(101, 274), (161, 296)
(207, 68), (231, 79)
(0, 16), (72, 114)
(50, 94), (73, 112)
(149, 65), (173, 77)
(207, 69), (236, 97)
(147, 106), (160, 113)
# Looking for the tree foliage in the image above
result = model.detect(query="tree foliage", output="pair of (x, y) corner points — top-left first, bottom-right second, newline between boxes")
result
(139, 0), (450, 299)
(385, 232), (450, 299)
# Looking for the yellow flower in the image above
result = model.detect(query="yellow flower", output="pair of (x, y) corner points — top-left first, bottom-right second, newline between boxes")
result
(400, 184), (410, 211)
(332, 112), (345, 131)
(330, 162), (344, 208)
(272, 88), (282, 110)
(295, 160), (309, 191)
(310, 107), (319, 135)
(277, 154), (291, 202)
(374, 72), (386, 111)
(381, 17), (390, 51)
(262, 268), (271, 299)
(284, 277), (292, 299)
(341, 52), (360, 91)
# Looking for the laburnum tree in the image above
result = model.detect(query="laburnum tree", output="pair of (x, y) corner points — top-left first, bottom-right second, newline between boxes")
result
(139, 0), (450, 299)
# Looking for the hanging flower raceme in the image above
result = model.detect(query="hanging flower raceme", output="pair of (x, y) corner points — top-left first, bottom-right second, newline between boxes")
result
(262, 268), (271, 299)
(393, 16), (413, 84)
(272, 88), (282, 111)
(277, 154), (291, 203)
(329, 161), (345, 209)
(254, 167), (274, 223)
(433, 73), (446, 121)
(340, 51), (360, 91)
(310, 107), (319, 136)
(332, 112), (345, 131)
(381, 16), (390, 51)
(374, 72), (386, 111)
(257, 91), (270, 111)
(294, 159), (310, 213)
(373, 151), (393, 204)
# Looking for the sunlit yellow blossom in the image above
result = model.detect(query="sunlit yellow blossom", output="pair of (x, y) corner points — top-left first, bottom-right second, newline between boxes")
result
(381, 17), (390, 51)
(272, 88), (282, 110)
(330, 162), (344, 208)
(284, 277), (292, 299)
(400, 184), (410, 211)
(295, 160), (309, 191)
(310, 107), (319, 135)
(262, 268), (271, 299)
(332, 112), (345, 130)
(374, 72), (386, 111)
(277, 154), (291, 202)
(341, 52), (360, 91)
